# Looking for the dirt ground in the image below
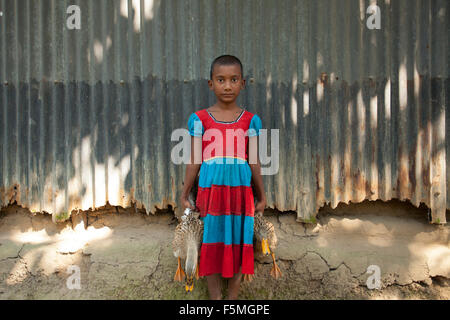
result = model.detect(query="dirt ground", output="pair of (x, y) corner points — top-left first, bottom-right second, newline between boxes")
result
(0, 199), (448, 300)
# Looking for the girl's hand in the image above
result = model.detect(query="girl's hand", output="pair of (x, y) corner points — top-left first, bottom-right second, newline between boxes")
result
(180, 195), (195, 211)
(255, 198), (266, 214)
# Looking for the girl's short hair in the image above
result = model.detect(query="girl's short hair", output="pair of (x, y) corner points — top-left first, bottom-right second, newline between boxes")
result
(210, 55), (243, 80)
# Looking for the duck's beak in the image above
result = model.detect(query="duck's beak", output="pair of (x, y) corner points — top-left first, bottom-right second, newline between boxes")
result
(261, 238), (271, 255)
(185, 283), (194, 292)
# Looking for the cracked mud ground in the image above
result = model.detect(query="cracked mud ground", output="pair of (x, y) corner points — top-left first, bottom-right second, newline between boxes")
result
(0, 200), (449, 299)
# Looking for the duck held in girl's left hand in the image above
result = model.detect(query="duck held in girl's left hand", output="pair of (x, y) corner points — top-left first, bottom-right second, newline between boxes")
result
(244, 211), (282, 282)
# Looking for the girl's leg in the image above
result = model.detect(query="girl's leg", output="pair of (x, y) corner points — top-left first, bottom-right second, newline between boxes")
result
(206, 274), (222, 300)
(226, 270), (242, 300)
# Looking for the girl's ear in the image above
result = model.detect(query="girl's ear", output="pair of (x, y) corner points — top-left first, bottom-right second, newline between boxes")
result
(208, 79), (213, 90)
(241, 78), (246, 89)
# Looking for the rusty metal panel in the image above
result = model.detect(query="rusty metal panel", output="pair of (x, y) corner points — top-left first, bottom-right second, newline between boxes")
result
(0, 0), (448, 223)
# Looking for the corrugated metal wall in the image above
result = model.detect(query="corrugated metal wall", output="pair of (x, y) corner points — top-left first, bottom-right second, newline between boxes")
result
(0, 0), (448, 223)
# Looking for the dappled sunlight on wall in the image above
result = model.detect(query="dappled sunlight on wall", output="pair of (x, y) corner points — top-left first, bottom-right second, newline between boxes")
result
(0, 0), (447, 223)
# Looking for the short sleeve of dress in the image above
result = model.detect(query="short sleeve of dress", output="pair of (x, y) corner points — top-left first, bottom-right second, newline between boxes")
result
(188, 113), (204, 137)
(248, 114), (262, 137)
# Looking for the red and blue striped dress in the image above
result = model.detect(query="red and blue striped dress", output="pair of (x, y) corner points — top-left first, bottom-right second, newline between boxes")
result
(188, 108), (262, 278)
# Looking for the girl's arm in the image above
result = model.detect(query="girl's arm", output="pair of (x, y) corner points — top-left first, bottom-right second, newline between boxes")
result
(180, 136), (202, 210)
(248, 135), (267, 213)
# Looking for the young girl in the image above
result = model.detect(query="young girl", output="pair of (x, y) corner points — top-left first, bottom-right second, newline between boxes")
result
(180, 55), (266, 300)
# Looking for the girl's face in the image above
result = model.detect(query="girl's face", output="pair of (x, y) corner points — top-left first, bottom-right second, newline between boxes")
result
(208, 64), (245, 103)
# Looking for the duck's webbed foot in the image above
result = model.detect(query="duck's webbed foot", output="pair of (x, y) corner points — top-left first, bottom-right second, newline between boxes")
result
(270, 253), (282, 279)
(174, 257), (186, 281)
(195, 262), (199, 280)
